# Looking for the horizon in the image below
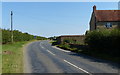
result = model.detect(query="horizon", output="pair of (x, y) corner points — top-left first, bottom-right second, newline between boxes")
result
(2, 2), (118, 38)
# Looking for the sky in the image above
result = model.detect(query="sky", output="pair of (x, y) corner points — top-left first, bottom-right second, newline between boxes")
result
(1, 0), (120, 2)
(2, 2), (118, 37)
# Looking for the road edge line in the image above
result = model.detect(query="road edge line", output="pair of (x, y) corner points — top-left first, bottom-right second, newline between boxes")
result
(64, 59), (91, 74)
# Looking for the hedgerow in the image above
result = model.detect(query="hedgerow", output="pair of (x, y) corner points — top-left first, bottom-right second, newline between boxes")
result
(2, 29), (47, 44)
(85, 29), (120, 56)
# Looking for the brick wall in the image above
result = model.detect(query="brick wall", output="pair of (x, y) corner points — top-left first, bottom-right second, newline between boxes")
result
(57, 35), (85, 44)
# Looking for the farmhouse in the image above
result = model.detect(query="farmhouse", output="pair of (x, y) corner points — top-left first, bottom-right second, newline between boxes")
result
(90, 5), (120, 31)
(56, 35), (85, 44)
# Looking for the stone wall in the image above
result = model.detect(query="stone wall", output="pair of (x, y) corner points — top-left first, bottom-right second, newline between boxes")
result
(96, 22), (120, 30)
(57, 35), (85, 45)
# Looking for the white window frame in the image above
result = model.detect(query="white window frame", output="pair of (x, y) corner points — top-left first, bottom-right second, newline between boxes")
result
(105, 23), (112, 28)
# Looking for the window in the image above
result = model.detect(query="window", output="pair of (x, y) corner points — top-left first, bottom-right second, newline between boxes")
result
(105, 23), (112, 28)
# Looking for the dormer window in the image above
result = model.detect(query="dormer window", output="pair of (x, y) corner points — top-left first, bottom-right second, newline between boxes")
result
(105, 23), (112, 28)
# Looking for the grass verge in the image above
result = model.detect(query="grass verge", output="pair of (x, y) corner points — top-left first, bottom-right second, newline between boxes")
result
(2, 40), (36, 73)
(0, 45), (2, 73)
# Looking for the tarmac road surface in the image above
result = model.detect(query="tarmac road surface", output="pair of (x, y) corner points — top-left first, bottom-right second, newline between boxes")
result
(24, 40), (119, 74)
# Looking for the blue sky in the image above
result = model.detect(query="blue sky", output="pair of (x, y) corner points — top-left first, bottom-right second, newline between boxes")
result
(2, 2), (118, 37)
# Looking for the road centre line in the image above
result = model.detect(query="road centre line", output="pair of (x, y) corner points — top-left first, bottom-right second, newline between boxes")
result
(40, 42), (55, 56)
(40, 42), (70, 53)
(39, 43), (44, 49)
(47, 50), (56, 56)
(41, 46), (44, 49)
(64, 59), (91, 74)
(40, 42), (90, 74)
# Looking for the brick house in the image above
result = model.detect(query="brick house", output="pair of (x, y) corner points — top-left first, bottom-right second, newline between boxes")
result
(56, 35), (85, 44)
(90, 5), (120, 31)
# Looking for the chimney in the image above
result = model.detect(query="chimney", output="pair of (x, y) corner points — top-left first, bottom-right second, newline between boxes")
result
(93, 5), (96, 12)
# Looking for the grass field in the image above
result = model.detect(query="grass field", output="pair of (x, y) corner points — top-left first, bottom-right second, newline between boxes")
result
(2, 41), (33, 73)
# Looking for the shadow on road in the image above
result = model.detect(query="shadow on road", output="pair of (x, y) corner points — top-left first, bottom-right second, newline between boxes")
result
(68, 52), (120, 69)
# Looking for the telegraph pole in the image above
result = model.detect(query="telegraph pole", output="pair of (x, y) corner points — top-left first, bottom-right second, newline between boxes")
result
(11, 11), (13, 43)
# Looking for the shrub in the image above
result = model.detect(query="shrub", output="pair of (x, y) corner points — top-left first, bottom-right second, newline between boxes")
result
(63, 39), (70, 44)
(63, 39), (81, 45)
(2, 29), (46, 44)
(58, 44), (70, 50)
(85, 29), (120, 56)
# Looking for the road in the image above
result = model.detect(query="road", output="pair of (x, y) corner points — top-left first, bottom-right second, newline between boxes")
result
(24, 40), (119, 74)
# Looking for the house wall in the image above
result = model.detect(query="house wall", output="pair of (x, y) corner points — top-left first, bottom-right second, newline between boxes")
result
(117, 22), (120, 28)
(90, 12), (96, 31)
(96, 22), (120, 30)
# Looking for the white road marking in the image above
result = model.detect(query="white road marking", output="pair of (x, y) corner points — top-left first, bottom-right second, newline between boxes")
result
(41, 46), (44, 49)
(64, 59), (90, 74)
(39, 43), (44, 49)
(40, 42), (55, 56)
(58, 49), (71, 53)
(47, 50), (56, 56)
(52, 46), (71, 52)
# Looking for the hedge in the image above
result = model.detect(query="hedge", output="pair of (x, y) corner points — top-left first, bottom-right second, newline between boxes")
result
(2, 29), (47, 44)
(85, 29), (120, 56)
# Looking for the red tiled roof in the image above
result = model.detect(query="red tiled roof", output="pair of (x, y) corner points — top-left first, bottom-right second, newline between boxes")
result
(95, 10), (120, 22)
